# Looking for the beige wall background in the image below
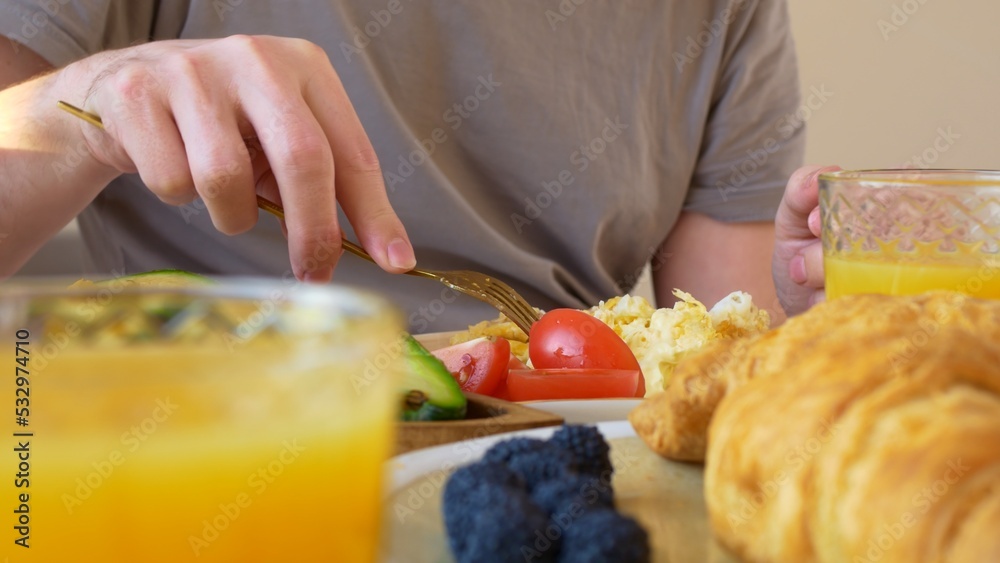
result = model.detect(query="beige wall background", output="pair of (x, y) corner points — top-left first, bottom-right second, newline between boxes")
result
(787, 0), (1000, 169)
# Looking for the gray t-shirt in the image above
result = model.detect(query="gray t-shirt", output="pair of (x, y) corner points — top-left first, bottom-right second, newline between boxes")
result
(2, 0), (805, 332)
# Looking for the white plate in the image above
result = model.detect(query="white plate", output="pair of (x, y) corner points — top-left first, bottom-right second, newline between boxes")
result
(379, 421), (738, 563)
(519, 398), (642, 424)
(387, 420), (636, 495)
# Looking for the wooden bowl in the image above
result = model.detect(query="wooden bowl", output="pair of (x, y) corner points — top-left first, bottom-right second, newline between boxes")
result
(394, 392), (564, 454)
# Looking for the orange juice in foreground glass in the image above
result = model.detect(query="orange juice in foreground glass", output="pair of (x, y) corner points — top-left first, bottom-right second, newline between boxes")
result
(820, 169), (1000, 299)
(0, 280), (403, 562)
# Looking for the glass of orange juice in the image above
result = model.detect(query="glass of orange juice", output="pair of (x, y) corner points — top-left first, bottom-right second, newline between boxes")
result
(820, 169), (1000, 300)
(0, 278), (403, 562)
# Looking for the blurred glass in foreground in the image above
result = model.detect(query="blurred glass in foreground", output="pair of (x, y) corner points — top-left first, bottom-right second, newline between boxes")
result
(0, 279), (403, 562)
(820, 169), (1000, 299)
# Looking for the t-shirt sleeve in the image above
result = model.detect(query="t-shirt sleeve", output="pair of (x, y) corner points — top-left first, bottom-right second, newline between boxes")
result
(682, 0), (807, 223)
(0, 0), (157, 67)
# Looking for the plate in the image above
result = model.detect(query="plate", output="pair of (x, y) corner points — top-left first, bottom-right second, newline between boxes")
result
(519, 398), (643, 423)
(379, 421), (739, 562)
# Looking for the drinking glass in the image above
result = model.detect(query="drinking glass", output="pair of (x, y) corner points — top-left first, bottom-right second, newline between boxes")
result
(0, 279), (403, 562)
(820, 169), (1000, 299)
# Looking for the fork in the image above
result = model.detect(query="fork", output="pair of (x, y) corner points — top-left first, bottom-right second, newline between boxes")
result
(56, 100), (542, 334)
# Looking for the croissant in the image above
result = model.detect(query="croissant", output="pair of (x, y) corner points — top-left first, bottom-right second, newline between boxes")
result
(632, 292), (1000, 562)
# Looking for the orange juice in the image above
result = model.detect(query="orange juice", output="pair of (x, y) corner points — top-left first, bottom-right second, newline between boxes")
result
(5, 345), (398, 562)
(825, 256), (1000, 300)
(1, 284), (403, 562)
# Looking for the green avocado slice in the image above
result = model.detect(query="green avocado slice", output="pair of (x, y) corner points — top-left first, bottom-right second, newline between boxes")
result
(400, 335), (467, 421)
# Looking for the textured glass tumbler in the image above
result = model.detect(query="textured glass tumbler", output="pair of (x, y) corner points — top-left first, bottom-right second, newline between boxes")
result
(0, 279), (403, 562)
(820, 169), (1000, 299)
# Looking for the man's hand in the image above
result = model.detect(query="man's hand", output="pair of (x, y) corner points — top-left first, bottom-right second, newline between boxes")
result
(772, 164), (841, 316)
(65, 35), (414, 281)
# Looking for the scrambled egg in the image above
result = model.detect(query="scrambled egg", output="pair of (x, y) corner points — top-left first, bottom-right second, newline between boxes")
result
(451, 311), (536, 362)
(451, 290), (770, 396)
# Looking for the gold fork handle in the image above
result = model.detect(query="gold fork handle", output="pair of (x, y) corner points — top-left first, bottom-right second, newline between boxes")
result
(256, 196), (437, 279)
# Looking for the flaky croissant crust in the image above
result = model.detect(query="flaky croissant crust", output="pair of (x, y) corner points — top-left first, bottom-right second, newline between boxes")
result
(632, 292), (1000, 563)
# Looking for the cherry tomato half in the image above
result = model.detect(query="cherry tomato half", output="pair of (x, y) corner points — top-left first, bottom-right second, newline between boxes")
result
(491, 354), (527, 401)
(431, 336), (511, 396)
(528, 309), (645, 396)
(507, 368), (640, 401)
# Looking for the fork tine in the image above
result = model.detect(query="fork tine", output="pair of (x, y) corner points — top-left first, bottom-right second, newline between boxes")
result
(482, 277), (541, 323)
(478, 281), (538, 333)
(477, 286), (526, 322)
(440, 279), (534, 335)
(440, 272), (534, 333)
(486, 286), (536, 329)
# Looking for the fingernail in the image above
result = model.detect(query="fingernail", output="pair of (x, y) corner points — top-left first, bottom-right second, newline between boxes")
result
(808, 207), (822, 234)
(303, 266), (333, 283)
(811, 165), (842, 185)
(387, 238), (416, 270)
(790, 255), (807, 284)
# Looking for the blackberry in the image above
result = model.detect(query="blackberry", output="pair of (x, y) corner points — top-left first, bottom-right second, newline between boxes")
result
(556, 509), (650, 563)
(530, 473), (614, 517)
(505, 446), (578, 491)
(442, 463), (553, 563)
(482, 437), (554, 464)
(444, 460), (524, 498)
(550, 425), (613, 480)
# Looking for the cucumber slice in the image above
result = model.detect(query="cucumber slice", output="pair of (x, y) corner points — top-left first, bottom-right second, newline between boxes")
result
(401, 335), (467, 421)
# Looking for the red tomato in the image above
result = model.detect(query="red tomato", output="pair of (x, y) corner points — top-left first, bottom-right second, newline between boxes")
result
(507, 368), (640, 401)
(431, 337), (511, 396)
(528, 309), (645, 396)
(493, 354), (528, 401)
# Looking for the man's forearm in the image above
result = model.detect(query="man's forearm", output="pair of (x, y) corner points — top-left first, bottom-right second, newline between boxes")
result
(653, 212), (785, 325)
(0, 65), (119, 278)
